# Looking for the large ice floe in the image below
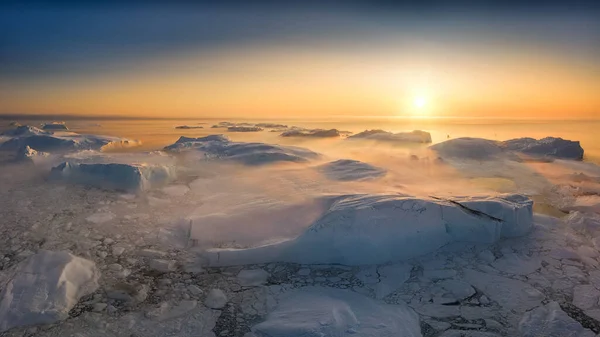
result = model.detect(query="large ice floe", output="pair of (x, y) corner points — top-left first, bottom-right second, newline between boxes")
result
(0, 125), (139, 154)
(50, 161), (175, 192)
(164, 134), (320, 165)
(251, 286), (421, 337)
(317, 159), (387, 181)
(0, 251), (99, 333)
(201, 193), (533, 266)
(348, 129), (432, 143)
(431, 136), (584, 160)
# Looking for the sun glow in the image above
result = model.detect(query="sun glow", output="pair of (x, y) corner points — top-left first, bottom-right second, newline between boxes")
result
(413, 96), (427, 108)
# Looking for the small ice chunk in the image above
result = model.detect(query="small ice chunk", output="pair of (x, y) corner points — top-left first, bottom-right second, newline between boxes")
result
(204, 289), (227, 309)
(237, 269), (270, 287)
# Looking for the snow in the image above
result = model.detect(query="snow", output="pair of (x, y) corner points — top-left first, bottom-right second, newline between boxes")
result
(317, 159), (386, 181)
(251, 286), (422, 337)
(348, 129), (432, 143)
(519, 301), (595, 337)
(202, 193), (533, 266)
(15, 145), (49, 162)
(280, 128), (342, 138)
(164, 134), (320, 165)
(50, 161), (175, 192)
(0, 251), (99, 332)
(1, 125), (48, 137)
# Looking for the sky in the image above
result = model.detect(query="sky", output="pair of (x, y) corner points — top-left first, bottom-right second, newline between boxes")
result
(1, 2), (599, 119)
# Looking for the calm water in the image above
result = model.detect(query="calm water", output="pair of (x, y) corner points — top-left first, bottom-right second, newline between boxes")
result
(3, 117), (600, 163)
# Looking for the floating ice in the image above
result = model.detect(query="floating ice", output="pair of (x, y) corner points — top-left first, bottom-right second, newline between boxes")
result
(0, 251), (99, 332)
(251, 286), (422, 337)
(50, 161), (175, 192)
(280, 128), (342, 138)
(228, 126), (264, 132)
(519, 301), (595, 337)
(348, 129), (432, 143)
(429, 138), (504, 160)
(431, 137), (584, 160)
(175, 125), (204, 129)
(164, 134), (320, 165)
(318, 159), (386, 181)
(41, 122), (69, 131)
(0, 126), (139, 153)
(503, 137), (584, 160)
(202, 193), (533, 266)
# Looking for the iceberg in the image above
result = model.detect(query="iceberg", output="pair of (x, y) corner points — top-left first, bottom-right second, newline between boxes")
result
(502, 137), (584, 160)
(280, 128), (343, 138)
(41, 122), (69, 131)
(431, 137), (584, 160)
(255, 123), (288, 128)
(202, 193), (533, 266)
(164, 134), (320, 165)
(318, 159), (386, 181)
(252, 286), (422, 337)
(50, 161), (175, 192)
(348, 129), (432, 143)
(175, 125), (203, 129)
(429, 138), (504, 160)
(227, 126), (264, 132)
(0, 251), (99, 333)
(0, 125), (139, 153)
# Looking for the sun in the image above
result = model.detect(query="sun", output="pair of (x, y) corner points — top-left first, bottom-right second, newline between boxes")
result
(413, 96), (427, 108)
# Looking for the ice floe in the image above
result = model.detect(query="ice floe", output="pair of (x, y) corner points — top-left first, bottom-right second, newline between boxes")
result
(202, 193), (533, 266)
(0, 251), (99, 333)
(251, 286), (422, 337)
(348, 129), (432, 143)
(50, 161), (175, 192)
(164, 134), (320, 165)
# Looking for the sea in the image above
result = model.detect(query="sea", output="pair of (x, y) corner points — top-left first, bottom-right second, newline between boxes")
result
(2, 117), (599, 163)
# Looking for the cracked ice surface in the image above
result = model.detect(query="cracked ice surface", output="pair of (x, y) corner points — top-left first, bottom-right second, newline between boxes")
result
(2, 133), (600, 336)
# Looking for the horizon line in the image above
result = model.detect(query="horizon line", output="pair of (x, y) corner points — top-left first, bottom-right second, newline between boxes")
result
(1, 113), (599, 122)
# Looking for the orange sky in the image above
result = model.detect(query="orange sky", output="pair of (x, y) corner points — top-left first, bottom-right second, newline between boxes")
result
(2, 6), (599, 120)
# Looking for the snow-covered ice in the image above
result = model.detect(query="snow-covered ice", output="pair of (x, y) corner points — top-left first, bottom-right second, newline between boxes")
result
(431, 136), (584, 160)
(348, 129), (432, 143)
(0, 251), (99, 332)
(251, 286), (422, 337)
(50, 161), (175, 192)
(281, 128), (343, 138)
(164, 134), (320, 165)
(202, 193), (533, 266)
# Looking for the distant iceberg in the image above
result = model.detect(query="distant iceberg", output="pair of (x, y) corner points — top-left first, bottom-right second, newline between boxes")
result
(164, 134), (320, 165)
(348, 129), (432, 143)
(227, 126), (263, 132)
(41, 122), (69, 131)
(318, 159), (386, 181)
(174, 125), (203, 129)
(202, 193), (533, 266)
(50, 161), (175, 192)
(502, 137), (584, 160)
(431, 136), (584, 160)
(280, 128), (343, 138)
